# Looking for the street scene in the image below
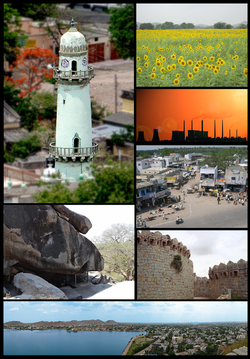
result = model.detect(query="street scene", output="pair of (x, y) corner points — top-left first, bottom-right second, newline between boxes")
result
(136, 147), (248, 228)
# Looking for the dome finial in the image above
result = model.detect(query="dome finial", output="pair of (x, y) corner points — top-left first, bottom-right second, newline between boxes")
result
(71, 18), (75, 28)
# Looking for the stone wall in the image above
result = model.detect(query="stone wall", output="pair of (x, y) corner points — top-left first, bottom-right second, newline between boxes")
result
(208, 259), (248, 299)
(194, 274), (209, 297)
(137, 230), (194, 299)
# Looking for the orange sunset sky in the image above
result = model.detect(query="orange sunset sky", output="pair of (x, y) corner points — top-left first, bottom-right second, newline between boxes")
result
(136, 89), (248, 141)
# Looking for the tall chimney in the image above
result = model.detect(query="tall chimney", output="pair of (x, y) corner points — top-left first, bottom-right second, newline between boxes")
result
(201, 120), (203, 138)
(222, 119), (223, 139)
(229, 129), (231, 138)
(236, 129), (238, 138)
(214, 120), (216, 138)
(183, 120), (185, 139)
(191, 120), (193, 131)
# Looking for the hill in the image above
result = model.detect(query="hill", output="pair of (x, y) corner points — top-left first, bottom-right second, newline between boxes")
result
(4, 319), (118, 327)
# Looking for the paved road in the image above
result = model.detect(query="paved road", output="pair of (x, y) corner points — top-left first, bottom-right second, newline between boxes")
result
(137, 178), (248, 229)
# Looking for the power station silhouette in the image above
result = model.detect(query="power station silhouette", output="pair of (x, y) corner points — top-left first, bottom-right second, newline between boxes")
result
(137, 119), (246, 144)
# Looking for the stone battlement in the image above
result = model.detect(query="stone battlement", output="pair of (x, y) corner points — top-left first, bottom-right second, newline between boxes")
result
(137, 230), (191, 259)
(208, 259), (247, 280)
(208, 259), (248, 299)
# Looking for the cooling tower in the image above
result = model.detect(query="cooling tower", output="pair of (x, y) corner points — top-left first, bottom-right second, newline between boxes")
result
(152, 129), (160, 142)
(137, 131), (146, 142)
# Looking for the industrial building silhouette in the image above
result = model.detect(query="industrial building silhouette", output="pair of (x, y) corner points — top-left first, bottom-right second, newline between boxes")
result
(137, 119), (247, 144)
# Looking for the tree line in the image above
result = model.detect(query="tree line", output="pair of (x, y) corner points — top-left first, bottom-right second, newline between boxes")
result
(138, 21), (247, 30)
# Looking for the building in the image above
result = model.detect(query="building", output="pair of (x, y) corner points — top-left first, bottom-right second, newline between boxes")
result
(200, 165), (218, 188)
(4, 101), (29, 151)
(225, 165), (247, 192)
(49, 19), (98, 181)
(136, 159), (151, 175)
(136, 180), (170, 208)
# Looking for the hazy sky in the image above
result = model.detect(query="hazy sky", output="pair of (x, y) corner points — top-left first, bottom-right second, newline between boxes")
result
(137, 3), (247, 25)
(136, 89), (247, 141)
(4, 301), (247, 324)
(138, 230), (247, 278)
(65, 205), (134, 241)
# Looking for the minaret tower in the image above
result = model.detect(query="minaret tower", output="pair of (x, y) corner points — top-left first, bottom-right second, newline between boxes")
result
(49, 19), (98, 181)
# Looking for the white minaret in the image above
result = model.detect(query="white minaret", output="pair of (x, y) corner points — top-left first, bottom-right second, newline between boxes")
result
(49, 19), (98, 181)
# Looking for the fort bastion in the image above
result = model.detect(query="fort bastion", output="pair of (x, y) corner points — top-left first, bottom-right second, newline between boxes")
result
(137, 230), (194, 299)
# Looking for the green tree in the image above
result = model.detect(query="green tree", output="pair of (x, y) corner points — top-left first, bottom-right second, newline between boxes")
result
(4, 3), (28, 64)
(93, 223), (134, 281)
(10, 134), (42, 159)
(161, 21), (174, 29)
(34, 158), (134, 203)
(109, 4), (134, 59)
(214, 22), (227, 29)
(31, 91), (56, 121)
(140, 23), (154, 30)
(9, 3), (58, 21)
(4, 82), (38, 131)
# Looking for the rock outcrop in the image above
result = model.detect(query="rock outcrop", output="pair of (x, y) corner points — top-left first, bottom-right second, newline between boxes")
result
(4, 205), (104, 279)
(13, 272), (68, 299)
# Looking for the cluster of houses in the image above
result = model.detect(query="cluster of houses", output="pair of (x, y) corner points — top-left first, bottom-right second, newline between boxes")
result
(144, 324), (247, 355)
(136, 152), (248, 210)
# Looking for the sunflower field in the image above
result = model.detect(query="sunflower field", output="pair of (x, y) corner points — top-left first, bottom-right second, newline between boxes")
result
(136, 29), (248, 87)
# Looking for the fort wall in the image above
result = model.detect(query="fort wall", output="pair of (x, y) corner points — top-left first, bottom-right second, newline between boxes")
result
(137, 230), (194, 299)
(194, 274), (209, 297)
(208, 259), (248, 299)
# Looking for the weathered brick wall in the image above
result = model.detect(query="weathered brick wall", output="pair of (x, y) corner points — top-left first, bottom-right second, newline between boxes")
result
(194, 274), (209, 297)
(208, 259), (248, 299)
(137, 230), (194, 299)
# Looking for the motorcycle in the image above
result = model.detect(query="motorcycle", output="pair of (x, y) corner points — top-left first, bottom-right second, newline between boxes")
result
(176, 217), (184, 224)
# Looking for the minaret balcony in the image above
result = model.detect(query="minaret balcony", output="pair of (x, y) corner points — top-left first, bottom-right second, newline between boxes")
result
(49, 142), (98, 159)
(53, 66), (94, 81)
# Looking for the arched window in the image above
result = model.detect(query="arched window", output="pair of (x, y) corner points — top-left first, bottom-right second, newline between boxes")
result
(72, 60), (77, 72)
(74, 138), (79, 153)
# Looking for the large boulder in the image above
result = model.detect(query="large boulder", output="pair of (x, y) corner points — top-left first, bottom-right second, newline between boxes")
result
(13, 272), (68, 299)
(4, 205), (104, 277)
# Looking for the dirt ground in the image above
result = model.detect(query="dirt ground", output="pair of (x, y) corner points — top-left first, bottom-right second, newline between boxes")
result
(90, 59), (134, 114)
(39, 58), (134, 114)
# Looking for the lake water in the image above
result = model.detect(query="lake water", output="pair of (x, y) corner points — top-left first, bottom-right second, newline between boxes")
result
(4, 329), (146, 355)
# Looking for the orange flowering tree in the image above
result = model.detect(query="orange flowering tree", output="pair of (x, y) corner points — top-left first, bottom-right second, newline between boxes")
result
(7, 46), (57, 97)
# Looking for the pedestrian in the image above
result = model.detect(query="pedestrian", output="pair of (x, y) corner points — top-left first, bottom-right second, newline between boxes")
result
(162, 212), (165, 219)
(142, 220), (146, 228)
(242, 199), (244, 206)
(217, 197), (220, 205)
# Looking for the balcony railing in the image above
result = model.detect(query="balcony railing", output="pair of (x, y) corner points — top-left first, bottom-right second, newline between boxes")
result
(49, 142), (98, 158)
(53, 66), (94, 80)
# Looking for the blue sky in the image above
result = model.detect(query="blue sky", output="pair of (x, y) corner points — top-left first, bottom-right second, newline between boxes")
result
(4, 301), (247, 324)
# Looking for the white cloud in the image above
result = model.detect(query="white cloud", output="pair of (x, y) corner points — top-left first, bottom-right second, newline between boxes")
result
(51, 309), (58, 313)
(9, 307), (19, 311)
